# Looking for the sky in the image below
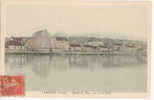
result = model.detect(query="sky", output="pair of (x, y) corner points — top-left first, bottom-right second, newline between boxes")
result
(5, 3), (150, 41)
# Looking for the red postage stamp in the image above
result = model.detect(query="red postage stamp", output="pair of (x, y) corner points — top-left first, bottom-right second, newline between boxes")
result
(0, 76), (25, 96)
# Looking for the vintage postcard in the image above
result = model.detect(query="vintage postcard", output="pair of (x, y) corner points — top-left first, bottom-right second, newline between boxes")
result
(0, 0), (152, 98)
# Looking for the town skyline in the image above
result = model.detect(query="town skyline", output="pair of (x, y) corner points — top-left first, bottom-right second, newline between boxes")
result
(5, 29), (147, 57)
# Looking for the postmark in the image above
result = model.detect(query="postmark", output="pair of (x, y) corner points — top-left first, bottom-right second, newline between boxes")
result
(0, 76), (24, 96)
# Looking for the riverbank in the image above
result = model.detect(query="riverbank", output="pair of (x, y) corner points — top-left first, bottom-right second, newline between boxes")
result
(5, 50), (146, 56)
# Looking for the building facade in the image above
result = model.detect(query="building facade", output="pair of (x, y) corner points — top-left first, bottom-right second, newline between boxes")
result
(25, 29), (51, 51)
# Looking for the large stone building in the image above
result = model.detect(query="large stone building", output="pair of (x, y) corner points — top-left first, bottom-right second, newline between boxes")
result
(25, 29), (51, 51)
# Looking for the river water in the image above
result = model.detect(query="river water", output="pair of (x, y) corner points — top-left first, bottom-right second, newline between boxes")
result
(5, 54), (147, 92)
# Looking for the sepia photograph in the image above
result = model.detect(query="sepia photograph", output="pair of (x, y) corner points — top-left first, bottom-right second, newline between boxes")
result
(0, 0), (151, 98)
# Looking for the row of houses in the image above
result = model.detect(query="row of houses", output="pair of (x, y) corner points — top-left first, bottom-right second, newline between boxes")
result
(5, 29), (147, 54)
(5, 37), (31, 50)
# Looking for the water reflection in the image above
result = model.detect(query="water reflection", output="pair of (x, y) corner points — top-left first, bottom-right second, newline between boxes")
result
(5, 54), (146, 69)
(5, 54), (147, 92)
